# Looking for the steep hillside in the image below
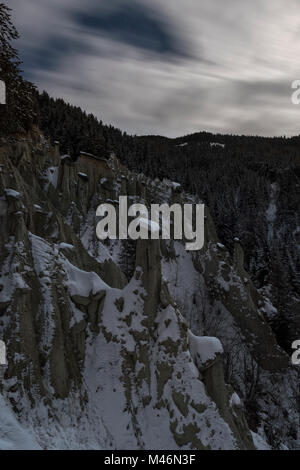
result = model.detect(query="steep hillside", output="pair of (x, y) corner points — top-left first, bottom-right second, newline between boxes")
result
(0, 130), (298, 449)
(38, 93), (300, 357)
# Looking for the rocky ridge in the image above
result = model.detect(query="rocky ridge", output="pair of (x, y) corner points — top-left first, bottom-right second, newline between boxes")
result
(0, 130), (298, 449)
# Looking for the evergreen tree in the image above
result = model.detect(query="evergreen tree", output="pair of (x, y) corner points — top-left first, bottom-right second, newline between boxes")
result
(0, 3), (36, 135)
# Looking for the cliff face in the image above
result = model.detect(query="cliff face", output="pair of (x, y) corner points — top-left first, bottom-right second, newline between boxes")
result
(0, 131), (298, 450)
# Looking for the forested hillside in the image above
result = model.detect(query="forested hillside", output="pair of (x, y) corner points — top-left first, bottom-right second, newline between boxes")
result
(38, 92), (300, 353)
(0, 3), (37, 135)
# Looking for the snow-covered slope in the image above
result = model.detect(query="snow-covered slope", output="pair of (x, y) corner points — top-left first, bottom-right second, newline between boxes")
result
(0, 132), (298, 450)
(0, 394), (41, 450)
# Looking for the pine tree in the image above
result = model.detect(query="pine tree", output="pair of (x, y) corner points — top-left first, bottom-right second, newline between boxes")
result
(0, 3), (36, 135)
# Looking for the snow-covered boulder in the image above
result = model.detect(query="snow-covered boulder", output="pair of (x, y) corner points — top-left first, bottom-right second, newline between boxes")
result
(188, 331), (223, 370)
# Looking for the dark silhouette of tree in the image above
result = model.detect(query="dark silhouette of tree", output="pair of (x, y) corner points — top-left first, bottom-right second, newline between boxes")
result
(0, 3), (37, 135)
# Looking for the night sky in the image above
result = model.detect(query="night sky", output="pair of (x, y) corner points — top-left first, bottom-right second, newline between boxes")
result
(8, 0), (300, 137)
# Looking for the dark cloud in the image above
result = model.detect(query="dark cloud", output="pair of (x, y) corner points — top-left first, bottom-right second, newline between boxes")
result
(21, 37), (94, 77)
(72, 1), (190, 58)
(19, 0), (191, 82)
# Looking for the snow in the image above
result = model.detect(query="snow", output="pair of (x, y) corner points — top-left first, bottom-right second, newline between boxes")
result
(188, 331), (223, 366)
(176, 142), (188, 147)
(161, 241), (202, 331)
(4, 189), (21, 199)
(251, 431), (271, 450)
(29, 234), (56, 348)
(63, 259), (109, 297)
(210, 142), (225, 148)
(171, 181), (181, 190)
(80, 151), (96, 158)
(230, 392), (242, 409)
(157, 306), (181, 342)
(78, 172), (88, 179)
(0, 239), (31, 302)
(0, 395), (41, 450)
(59, 242), (75, 251)
(44, 166), (58, 190)
(262, 299), (277, 318)
(81, 272), (239, 450)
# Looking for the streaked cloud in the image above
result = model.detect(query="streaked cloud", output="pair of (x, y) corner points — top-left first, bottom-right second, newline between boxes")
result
(8, 0), (300, 137)
(72, 1), (191, 58)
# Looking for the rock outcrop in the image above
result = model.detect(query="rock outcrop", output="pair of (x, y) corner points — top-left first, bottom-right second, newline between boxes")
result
(0, 132), (298, 449)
